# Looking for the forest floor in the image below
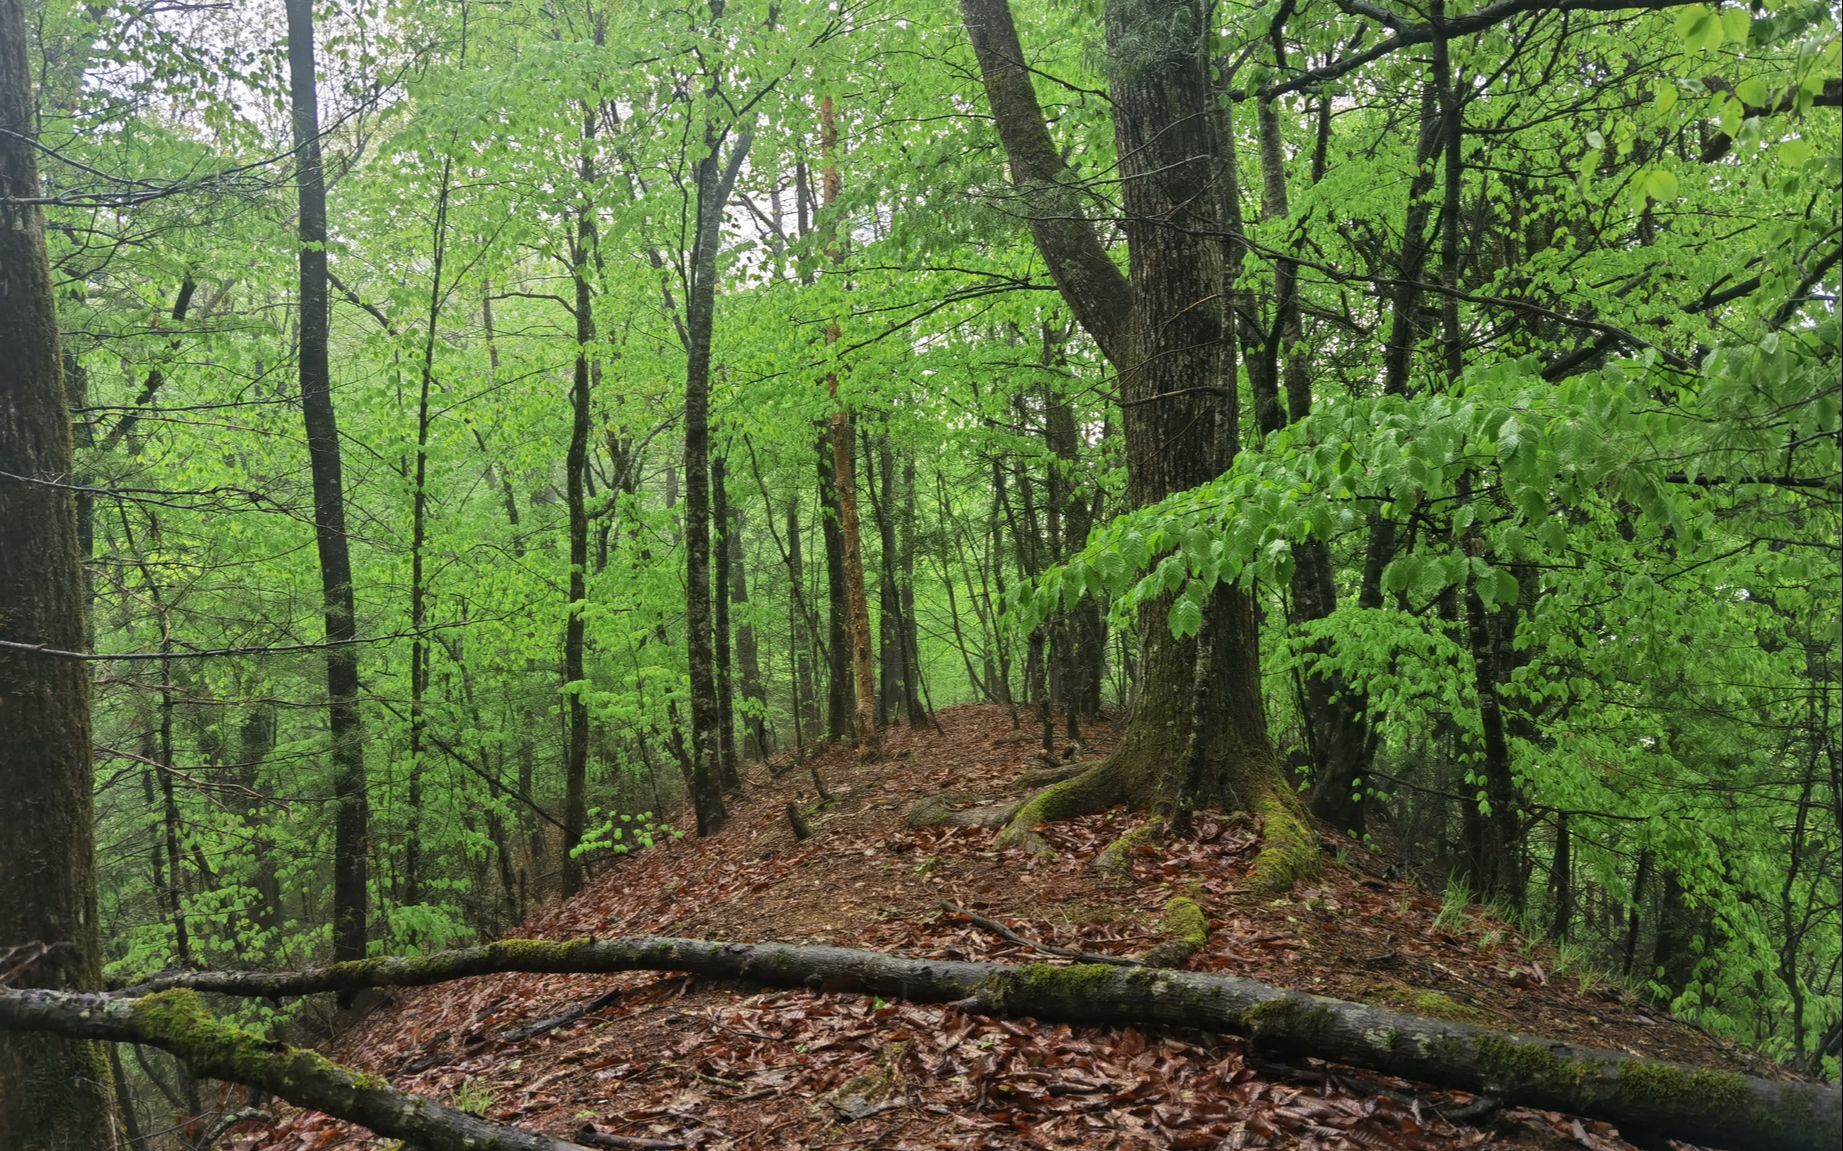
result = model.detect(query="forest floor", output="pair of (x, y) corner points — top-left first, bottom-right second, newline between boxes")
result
(239, 705), (1795, 1151)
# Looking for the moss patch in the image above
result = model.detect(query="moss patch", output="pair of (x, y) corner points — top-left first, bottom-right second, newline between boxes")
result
(1249, 794), (1319, 891)
(985, 961), (1133, 1007)
(1361, 980), (1490, 1025)
(1094, 820), (1163, 873)
(1243, 995), (1336, 1038)
(131, 990), (388, 1095)
(997, 761), (1126, 852)
(1142, 896), (1210, 968)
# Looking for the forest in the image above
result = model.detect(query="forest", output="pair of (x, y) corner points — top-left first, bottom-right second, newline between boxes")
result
(0, 0), (1837, 1148)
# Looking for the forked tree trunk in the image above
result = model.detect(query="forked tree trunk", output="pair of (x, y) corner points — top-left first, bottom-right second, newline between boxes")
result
(284, 0), (369, 959)
(961, 0), (1307, 880)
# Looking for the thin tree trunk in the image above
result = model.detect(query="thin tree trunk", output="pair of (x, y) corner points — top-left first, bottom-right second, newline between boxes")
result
(682, 89), (751, 832)
(933, 472), (989, 701)
(285, 0), (367, 962)
(785, 497), (819, 741)
(561, 90), (601, 894)
(818, 440), (852, 740)
(870, 431), (901, 726)
(1549, 813), (1573, 940)
(730, 500), (770, 759)
(405, 156), (454, 909)
(897, 455), (928, 727)
(712, 454), (740, 789)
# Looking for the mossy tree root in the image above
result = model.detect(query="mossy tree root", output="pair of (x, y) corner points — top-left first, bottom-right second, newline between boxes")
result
(10, 936), (1831, 1151)
(1000, 761), (1319, 892)
(1250, 793), (1320, 891)
(996, 758), (1129, 852)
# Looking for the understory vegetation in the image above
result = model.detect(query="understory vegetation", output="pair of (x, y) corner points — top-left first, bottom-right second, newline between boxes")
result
(0, 0), (1837, 1146)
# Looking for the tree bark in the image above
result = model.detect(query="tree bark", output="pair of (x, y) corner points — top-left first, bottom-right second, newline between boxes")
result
(404, 155), (454, 909)
(897, 455), (929, 728)
(682, 78), (751, 830)
(0, 0), (117, 1137)
(729, 502), (770, 757)
(818, 438), (852, 741)
(285, 0), (369, 963)
(871, 430), (903, 726)
(561, 101), (599, 893)
(65, 938), (1840, 1151)
(818, 94), (880, 760)
(712, 455), (740, 789)
(962, 0), (1304, 877)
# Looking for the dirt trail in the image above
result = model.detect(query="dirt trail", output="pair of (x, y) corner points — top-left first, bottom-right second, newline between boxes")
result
(241, 705), (1788, 1151)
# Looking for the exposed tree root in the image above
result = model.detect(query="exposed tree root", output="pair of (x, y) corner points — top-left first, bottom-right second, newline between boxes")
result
(997, 756), (1320, 889)
(1015, 759), (1090, 789)
(905, 793), (1018, 830)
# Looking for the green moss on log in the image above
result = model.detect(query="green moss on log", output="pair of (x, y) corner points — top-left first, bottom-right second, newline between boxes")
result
(985, 961), (1131, 1007)
(1243, 995), (1336, 1038)
(130, 990), (388, 1093)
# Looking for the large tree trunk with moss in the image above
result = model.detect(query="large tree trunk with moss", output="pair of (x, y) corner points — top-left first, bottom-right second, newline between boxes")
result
(962, 0), (1306, 876)
(28, 938), (1835, 1151)
(0, 0), (117, 1139)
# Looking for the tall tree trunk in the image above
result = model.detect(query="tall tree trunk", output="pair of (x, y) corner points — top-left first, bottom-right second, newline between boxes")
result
(561, 85), (602, 894)
(405, 156), (454, 909)
(869, 429), (903, 725)
(818, 94), (880, 760)
(897, 456), (928, 728)
(962, 0), (1303, 879)
(237, 709), (283, 938)
(785, 496), (820, 742)
(1244, 58), (1371, 835)
(682, 81), (750, 832)
(285, 0), (368, 962)
(1044, 389), (1102, 723)
(0, 0), (116, 1136)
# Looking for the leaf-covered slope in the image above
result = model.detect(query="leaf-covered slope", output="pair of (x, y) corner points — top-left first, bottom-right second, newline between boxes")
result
(242, 706), (1798, 1151)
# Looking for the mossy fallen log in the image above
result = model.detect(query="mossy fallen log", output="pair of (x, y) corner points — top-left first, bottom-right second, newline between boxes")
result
(8, 936), (1834, 1151)
(0, 986), (586, 1151)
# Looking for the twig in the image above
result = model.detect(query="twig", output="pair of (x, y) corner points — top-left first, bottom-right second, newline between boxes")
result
(499, 988), (624, 1043)
(941, 903), (1142, 967)
(572, 1130), (684, 1150)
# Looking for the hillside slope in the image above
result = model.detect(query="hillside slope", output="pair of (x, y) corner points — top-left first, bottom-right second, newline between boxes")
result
(243, 706), (1793, 1151)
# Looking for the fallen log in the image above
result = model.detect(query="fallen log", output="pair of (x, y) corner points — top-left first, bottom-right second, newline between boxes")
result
(0, 985), (587, 1151)
(21, 936), (1836, 1151)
